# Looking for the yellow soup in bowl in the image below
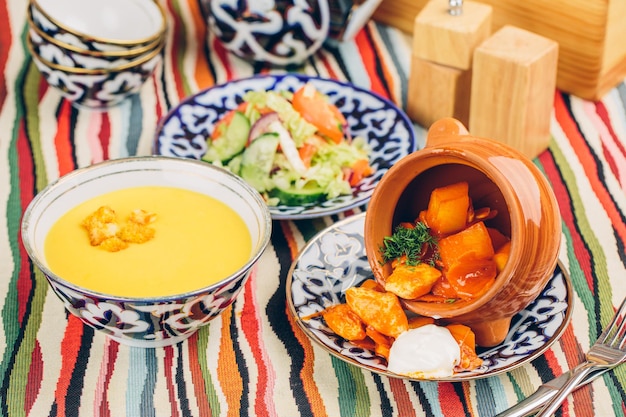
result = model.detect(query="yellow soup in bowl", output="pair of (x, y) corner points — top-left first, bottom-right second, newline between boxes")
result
(45, 186), (252, 297)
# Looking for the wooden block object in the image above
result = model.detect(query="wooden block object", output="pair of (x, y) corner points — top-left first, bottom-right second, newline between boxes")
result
(407, 56), (471, 128)
(406, 0), (490, 127)
(372, 0), (626, 100)
(469, 25), (559, 159)
(372, 0), (429, 33)
(412, 0), (493, 70)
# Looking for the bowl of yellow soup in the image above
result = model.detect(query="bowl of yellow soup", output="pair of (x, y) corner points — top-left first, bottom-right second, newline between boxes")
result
(21, 156), (272, 348)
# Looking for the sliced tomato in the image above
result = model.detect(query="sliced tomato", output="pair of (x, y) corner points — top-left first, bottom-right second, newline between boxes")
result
(298, 140), (319, 169)
(292, 83), (347, 143)
(346, 158), (373, 186)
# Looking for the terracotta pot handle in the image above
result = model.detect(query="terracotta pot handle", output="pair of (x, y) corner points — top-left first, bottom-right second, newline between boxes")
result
(425, 118), (469, 148)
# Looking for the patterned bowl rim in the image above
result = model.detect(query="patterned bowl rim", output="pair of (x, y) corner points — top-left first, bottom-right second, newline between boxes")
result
(26, 6), (163, 58)
(21, 156), (273, 303)
(27, 34), (164, 74)
(286, 212), (574, 382)
(153, 73), (418, 220)
(29, 0), (167, 47)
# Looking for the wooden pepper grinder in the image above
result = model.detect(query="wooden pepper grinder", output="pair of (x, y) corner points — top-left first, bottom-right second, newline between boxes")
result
(469, 25), (559, 159)
(407, 0), (492, 128)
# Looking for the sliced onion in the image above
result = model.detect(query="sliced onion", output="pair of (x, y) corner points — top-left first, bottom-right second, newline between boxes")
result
(248, 112), (280, 143)
(268, 120), (307, 175)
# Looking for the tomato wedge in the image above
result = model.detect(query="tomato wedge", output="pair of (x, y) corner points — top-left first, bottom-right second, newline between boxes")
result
(292, 83), (347, 143)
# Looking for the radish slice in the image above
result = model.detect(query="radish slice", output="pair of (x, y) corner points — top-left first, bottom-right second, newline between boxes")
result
(248, 112), (280, 143)
(268, 120), (307, 175)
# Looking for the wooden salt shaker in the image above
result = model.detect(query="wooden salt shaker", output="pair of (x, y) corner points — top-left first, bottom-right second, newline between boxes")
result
(407, 0), (492, 128)
(469, 25), (559, 159)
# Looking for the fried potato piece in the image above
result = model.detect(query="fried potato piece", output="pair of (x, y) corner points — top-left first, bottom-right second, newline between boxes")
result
(366, 325), (392, 359)
(408, 316), (436, 329)
(81, 206), (119, 246)
(82, 206), (157, 251)
(345, 286), (408, 339)
(98, 236), (129, 252)
(446, 324), (483, 371)
(128, 209), (157, 225)
(425, 181), (470, 236)
(493, 241), (511, 272)
(438, 221), (495, 269)
(322, 304), (366, 341)
(359, 279), (386, 292)
(445, 254), (497, 300)
(118, 221), (156, 244)
(385, 262), (442, 300)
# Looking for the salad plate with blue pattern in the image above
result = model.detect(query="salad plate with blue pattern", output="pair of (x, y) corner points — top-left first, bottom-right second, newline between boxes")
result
(286, 213), (573, 381)
(153, 74), (417, 220)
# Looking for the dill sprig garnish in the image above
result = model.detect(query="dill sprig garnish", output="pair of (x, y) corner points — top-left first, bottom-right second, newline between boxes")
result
(379, 221), (438, 266)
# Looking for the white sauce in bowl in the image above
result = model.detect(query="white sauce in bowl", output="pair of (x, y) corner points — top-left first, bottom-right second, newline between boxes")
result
(387, 324), (460, 379)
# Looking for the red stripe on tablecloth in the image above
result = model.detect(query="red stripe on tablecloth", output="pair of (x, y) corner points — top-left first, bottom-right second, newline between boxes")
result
(549, 95), (595, 290)
(241, 269), (275, 417)
(187, 334), (212, 417)
(98, 113), (111, 162)
(388, 379), (416, 417)
(280, 221), (300, 261)
(595, 101), (626, 186)
(554, 94), (626, 273)
(367, 22), (401, 105)
(37, 71), (49, 101)
(151, 74), (164, 124)
(318, 53), (340, 81)
(560, 326), (595, 414)
(211, 36), (235, 82)
(164, 345), (182, 417)
(25, 340), (43, 415)
(353, 28), (389, 100)
(16, 120), (34, 325)
(96, 338), (119, 417)
(54, 101), (76, 175)
(0, 0), (9, 107)
(437, 383), (466, 416)
(54, 315), (85, 416)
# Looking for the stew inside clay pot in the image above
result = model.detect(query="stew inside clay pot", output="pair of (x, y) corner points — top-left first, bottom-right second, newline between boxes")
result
(364, 118), (561, 347)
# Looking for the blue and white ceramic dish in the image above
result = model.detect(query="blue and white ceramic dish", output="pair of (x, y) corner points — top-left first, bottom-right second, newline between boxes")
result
(201, 0), (330, 66)
(286, 213), (573, 381)
(154, 74), (417, 220)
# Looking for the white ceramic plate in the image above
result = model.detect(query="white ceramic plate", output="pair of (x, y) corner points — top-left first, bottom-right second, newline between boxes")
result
(286, 213), (573, 381)
(153, 74), (417, 220)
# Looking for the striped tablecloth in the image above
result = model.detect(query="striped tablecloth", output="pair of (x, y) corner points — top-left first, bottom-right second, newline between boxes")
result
(1, 1), (626, 416)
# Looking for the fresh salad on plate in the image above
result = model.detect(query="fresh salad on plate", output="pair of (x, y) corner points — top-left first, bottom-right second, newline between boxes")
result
(202, 82), (373, 206)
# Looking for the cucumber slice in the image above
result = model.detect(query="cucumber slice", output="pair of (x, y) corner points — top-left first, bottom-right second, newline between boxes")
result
(203, 111), (250, 163)
(240, 133), (280, 192)
(269, 183), (326, 206)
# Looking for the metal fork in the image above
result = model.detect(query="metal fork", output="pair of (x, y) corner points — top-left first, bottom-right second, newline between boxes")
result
(535, 296), (626, 417)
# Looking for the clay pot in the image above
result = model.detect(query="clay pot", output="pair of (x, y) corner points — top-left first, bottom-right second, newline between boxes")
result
(364, 118), (561, 347)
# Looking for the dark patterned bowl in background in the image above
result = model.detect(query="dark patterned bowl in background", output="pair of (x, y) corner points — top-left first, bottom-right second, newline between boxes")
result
(200, 0), (330, 66)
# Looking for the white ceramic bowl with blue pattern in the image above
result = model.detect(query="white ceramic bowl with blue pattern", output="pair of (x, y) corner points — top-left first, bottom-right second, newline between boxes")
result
(27, 35), (162, 110)
(287, 213), (573, 381)
(21, 157), (272, 348)
(153, 74), (417, 220)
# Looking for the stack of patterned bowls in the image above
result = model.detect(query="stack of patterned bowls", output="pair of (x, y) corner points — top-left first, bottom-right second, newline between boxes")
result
(26, 0), (167, 110)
